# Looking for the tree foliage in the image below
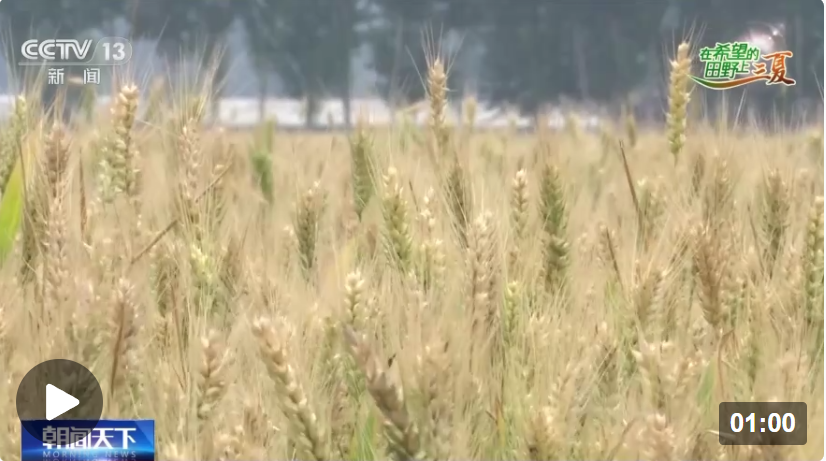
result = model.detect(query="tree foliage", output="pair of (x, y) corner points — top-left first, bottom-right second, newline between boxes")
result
(0, 0), (820, 120)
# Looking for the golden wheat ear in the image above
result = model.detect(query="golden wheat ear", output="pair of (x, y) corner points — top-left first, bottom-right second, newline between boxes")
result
(507, 168), (530, 275)
(427, 56), (449, 158)
(342, 325), (427, 461)
(538, 163), (570, 296)
(253, 317), (329, 461)
(196, 329), (230, 421)
(666, 41), (692, 165)
(381, 166), (413, 273)
(110, 84), (141, 202)
(639, 413), (679, 461)
(41, 123), (70, 323)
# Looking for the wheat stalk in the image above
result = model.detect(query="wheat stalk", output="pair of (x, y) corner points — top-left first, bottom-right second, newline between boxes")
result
(108, 277), (138, 415)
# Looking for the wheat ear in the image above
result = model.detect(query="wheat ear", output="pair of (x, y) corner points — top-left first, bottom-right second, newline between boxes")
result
(509, 168), (529, 272)
(666, 42), (691, 164)
(381, 167), (413, 272)
(639, 413), (678, 461)
(758, 168), (791, 276)
(343, 326), (425, 461)
(252, 318), (329, 461)
(539, 164), (570, 295)
(42, 124), (70, 322)
(294, 181), (325, 281)
(427, 57), (449, 157)
(197, 329), (230, 420)
(349, 117), (375, 221)
(109, 84), (140, 201)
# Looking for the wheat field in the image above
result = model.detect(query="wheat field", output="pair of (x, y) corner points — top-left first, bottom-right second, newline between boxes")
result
(0, 50), (823, 461)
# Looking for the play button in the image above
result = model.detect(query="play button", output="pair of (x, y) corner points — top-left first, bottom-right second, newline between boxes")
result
(46, 384), (80, 420)
(16, 359), (103, 443)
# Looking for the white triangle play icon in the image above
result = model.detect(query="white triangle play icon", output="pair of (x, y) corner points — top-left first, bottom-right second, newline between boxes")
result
(46, 384), (79, 420)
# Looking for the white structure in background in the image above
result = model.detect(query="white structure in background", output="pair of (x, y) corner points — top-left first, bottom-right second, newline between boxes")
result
(0, 95), (603, 131)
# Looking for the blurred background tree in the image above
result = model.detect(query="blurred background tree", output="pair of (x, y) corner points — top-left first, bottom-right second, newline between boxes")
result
(0, 0), (820, 125)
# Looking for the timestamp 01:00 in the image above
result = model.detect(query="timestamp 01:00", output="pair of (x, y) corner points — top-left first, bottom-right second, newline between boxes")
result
(730, 412), (796, 433)
(719, 401), (806, 445)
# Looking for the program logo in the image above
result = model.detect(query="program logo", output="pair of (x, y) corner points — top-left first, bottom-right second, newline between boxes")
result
(21, 420), (155, 461)
(19, 37), (133, 66)
(691, 41), (796, 90)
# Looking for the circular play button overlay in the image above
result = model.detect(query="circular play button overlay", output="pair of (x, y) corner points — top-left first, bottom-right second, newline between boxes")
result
(16, 359), (103, 443)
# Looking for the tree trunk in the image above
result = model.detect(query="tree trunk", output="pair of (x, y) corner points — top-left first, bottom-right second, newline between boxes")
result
(792, 13), (803, 96)
(340, 0), (354, 129)
(388, 16), (405, 113)
(257, 68), (268, 124)
(343, 78), (352, 129)
(305, 93), (319, 128)
(608, 18), (627, 100)
(572, 23), (589, 101)
(206, 38), (229, 127)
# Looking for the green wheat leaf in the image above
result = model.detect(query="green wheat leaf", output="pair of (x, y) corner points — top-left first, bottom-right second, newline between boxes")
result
(0, 155), (25, 264)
